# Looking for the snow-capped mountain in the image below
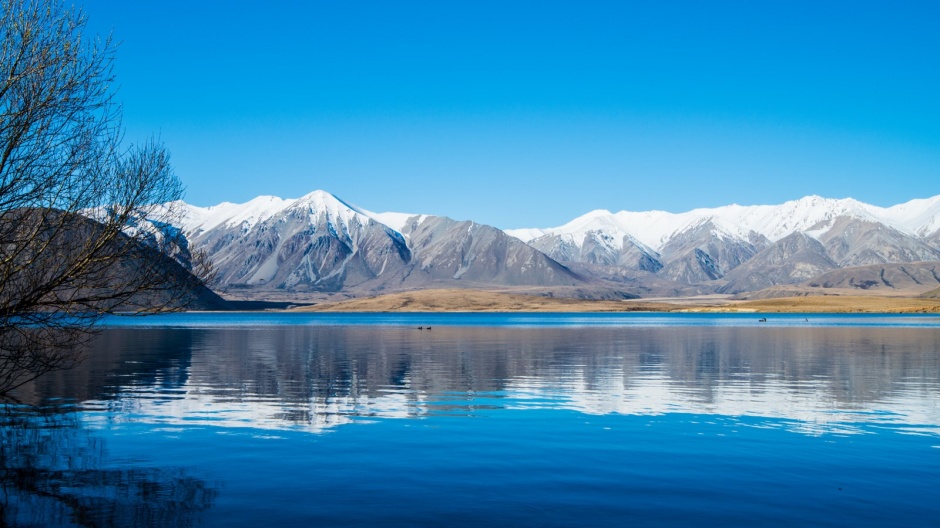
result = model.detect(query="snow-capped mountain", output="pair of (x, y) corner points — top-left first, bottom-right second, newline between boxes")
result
(507, 195), (940, 250)
(507, 195), (940, 290)
(170, 190), (583, 294)
(156, 191), (940, 298)
(523, 210), (663, 272)
(178, 190), (412, 291)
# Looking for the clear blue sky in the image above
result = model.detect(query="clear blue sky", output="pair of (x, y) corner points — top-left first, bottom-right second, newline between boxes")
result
(82, 0), (940, 229)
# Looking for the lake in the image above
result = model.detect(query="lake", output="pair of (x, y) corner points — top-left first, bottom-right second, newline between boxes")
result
(3, 313), (940, 526)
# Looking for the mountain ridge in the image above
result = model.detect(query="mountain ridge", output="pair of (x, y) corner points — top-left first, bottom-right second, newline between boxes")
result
(157, 191), (940, 299)
(506, 194), (940, 250)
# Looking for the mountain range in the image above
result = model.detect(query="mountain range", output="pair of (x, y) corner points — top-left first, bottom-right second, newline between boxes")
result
(156, 191), (940, 300)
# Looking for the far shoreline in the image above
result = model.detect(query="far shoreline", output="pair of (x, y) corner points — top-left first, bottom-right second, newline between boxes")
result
(272, 288), (940, 315)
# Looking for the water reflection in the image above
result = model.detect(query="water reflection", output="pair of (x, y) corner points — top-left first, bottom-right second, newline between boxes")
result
(14, 324), (940, 437)
(0, 404), (218, 527)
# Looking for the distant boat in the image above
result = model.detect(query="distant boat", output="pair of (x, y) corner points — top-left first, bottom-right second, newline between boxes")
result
(758, 318), (767, 323)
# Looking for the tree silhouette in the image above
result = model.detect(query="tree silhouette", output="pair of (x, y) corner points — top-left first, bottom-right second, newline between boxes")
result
(0, 0), (213, 394)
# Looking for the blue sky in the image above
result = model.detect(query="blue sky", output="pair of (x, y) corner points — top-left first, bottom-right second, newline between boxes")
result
(83, 0), (939, 229)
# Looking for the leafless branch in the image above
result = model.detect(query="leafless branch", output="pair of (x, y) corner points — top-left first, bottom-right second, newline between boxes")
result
(0, 0), (212, 393)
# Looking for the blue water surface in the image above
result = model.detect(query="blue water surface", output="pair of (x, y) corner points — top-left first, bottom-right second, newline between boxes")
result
(100, 311), (940, 329)
(4, 314), (940, 526)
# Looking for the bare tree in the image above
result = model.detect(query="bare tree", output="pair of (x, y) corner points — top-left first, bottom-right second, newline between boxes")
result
(0, 0), (212, 394)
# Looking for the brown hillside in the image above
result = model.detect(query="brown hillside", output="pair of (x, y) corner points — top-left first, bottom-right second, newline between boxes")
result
(293, 289), (674, 312)
(920, 287), (940, 299)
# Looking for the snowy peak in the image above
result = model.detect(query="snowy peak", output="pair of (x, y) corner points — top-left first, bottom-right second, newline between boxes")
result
(285, 190), (378, 232)
(512, 194), (939, 253)
(180, 195), (294, 235)
(173, 190), (414, 291)
(291, 189), (362, 216)
(750, 195), (879, 240)
(882, 195), (940, 237)
(279, 190), (425, 235)
(178, 190), (402, 238)
(506, 209), (617, 244)
(507, 194), (940, 290)
(505, 227), (548, 243)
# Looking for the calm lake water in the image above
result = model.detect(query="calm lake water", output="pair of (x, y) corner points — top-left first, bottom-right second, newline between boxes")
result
(4, 313), (940, 527)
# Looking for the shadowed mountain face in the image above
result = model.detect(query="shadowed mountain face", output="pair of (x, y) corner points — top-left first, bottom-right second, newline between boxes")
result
(400, 216), (583, 287)
(717, 233), (838, 294)
(805, 262), (940, 292)
(2, 208), (227, 312)
(714, 220), (940, 295)
(656, 220), (770, 284)
(817, 218), (940, 267)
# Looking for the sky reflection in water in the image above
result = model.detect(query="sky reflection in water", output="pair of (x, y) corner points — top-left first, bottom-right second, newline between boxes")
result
(5, 314), (940, 526)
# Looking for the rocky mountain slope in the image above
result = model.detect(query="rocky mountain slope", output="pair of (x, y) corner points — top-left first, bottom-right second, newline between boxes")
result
(181, 192), (412, 292)
(398, 215), (582, 288)
(732, 261), (940, 300)
(804, 262), (940, 292)
(717, 233), (838, 293)
(172, 191), (585, 296)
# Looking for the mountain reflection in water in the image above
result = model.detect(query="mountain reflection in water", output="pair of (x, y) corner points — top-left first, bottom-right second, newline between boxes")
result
(15, 324), (940, 436)
(4, 318), (940, 527)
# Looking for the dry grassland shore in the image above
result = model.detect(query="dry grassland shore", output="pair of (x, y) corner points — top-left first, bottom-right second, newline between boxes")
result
(290, 289), (940, 314)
